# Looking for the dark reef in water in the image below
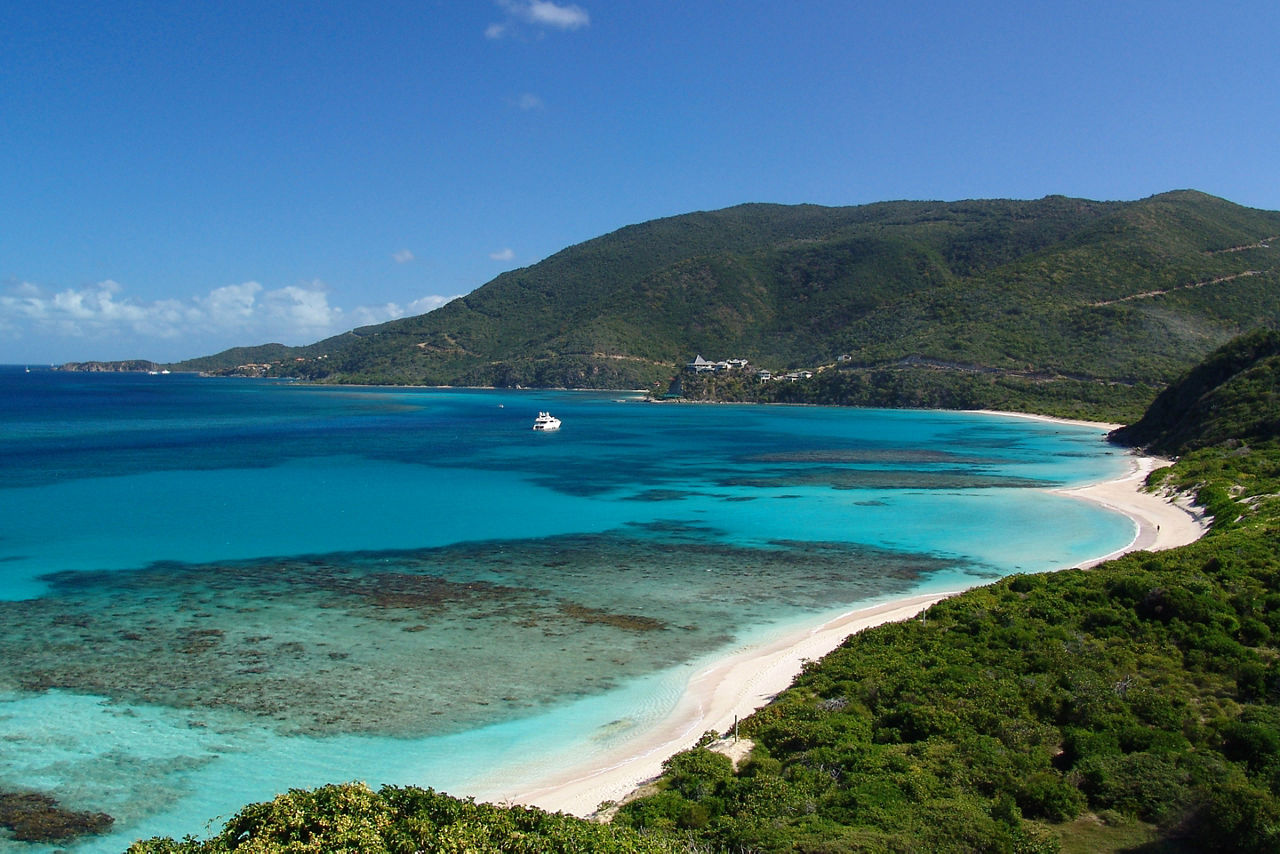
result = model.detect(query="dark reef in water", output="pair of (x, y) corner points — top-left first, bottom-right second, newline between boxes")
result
(0, 789), (113, 843)
(0, 529), (966, 740)
(723, 468), (1049, 490)
(557, 602), (668, 632)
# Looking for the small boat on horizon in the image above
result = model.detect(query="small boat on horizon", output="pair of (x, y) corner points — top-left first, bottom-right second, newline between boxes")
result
(531, 411), (561, 431)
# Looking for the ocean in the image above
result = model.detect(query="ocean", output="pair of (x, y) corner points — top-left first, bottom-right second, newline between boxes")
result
(0, 366), (1133, 851)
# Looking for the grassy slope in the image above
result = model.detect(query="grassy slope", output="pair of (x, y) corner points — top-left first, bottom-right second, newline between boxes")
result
(172, 192), (1280, 422)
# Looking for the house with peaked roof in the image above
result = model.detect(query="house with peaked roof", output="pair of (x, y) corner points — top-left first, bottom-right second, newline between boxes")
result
(686, 355), (750, 373)
(687, 355), (717, 373)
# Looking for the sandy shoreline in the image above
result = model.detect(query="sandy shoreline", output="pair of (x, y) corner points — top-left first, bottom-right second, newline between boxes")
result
(501, 415), (1209, 818)
(504, 592), (958, 816)
(1055, 454), (1208, 562)
(973, 409), (1209, 558)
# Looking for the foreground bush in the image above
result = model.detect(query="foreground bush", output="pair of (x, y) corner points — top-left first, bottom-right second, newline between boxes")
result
(128, 782), (673, 853)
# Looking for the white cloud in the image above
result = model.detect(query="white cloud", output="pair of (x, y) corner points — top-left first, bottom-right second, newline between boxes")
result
(262, 282), (342, 332)
(406, 294), (458, 314)
(488, 1), (589, 38)
(346, 294), (460, 329)
(526, 1), (589, 29)
(0, 278), (465, 362)
(197, 281), (261, 323)
(392, 249), (415, 263)
(516, 93), (545, 111)
(489, 248), (516, 261)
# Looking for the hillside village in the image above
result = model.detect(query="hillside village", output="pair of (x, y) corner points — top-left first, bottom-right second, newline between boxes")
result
(685, 354), (819, 382)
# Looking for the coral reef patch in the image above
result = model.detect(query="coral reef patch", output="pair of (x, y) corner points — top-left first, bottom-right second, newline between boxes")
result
(0, 790), (112, 843)
(0, 531), (961, 740)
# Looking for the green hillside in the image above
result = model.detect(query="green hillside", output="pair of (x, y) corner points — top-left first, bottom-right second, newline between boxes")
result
(1111, 328), (1280, 454)
(173, 191), (1280, 420)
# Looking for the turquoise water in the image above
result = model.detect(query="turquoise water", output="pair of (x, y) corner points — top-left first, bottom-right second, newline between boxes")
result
(0, 368), (1132, 851)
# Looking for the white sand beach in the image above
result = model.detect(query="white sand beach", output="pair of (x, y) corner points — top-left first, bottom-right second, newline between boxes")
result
(974, 409), (1210, 560)
(506, 592), (958, 816)
(1056, 453), (1209, 563)
(506, 420), (1209, 818)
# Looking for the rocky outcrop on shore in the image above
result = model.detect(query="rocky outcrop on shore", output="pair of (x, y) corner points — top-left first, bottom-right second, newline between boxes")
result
(57, 360), (162, 372)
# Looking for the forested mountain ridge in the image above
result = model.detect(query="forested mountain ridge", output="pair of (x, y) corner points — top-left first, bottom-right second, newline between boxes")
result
(171, 191), (1280, 420)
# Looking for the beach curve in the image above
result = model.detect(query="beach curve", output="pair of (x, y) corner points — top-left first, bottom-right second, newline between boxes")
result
(974, 409), (1210, 562)
(498, 414), (1209, 819)
(503, 592), (958, 817)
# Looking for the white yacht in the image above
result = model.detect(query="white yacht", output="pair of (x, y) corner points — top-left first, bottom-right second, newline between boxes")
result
(531, 411), (561, 431)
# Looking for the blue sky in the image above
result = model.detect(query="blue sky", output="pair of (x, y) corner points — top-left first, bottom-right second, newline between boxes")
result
(4, 1), (1279, 364)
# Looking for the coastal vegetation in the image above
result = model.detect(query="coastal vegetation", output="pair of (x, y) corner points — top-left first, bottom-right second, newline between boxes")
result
(127, 783), (667, 853)
(676, 365), (1153, 424)
(608, 331), (1280, 852)
(154, 191), (1280, 424)
(614, 526), (1280, 851)
(123, 335), (1280, 851)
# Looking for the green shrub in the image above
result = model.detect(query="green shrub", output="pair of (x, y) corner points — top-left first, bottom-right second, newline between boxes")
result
(1015, 772), (1086, 822)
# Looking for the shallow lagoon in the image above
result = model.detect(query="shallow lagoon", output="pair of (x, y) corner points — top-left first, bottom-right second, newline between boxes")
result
(0, 369), (1132, 851)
